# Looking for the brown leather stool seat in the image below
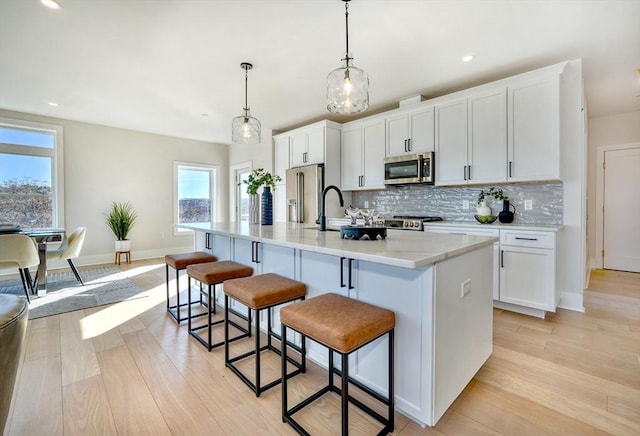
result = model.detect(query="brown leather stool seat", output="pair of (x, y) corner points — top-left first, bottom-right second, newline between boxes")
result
(280, 293), (396, 435)
(0, 295), (28, 434)
(223, 273), (307, 397)
(164, 251), (217, 323)
(186, 261), (253, 351)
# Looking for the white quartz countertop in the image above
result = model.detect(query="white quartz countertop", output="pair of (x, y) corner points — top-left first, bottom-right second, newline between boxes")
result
(423, 221), (563, 232)
(177, 222), (498, 269)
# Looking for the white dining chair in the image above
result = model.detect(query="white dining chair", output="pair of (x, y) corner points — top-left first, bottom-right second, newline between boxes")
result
(0, 234), (40, 302)
(46, 227), (86, 285)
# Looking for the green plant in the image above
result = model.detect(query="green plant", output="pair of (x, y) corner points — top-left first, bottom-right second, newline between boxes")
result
(477, 187), (508, 205)
(105, 201), (137, 240)
(242, 168), (282, 195)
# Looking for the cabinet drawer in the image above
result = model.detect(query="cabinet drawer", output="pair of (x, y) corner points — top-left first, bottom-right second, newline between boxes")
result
(424, 226), (500, 238)
(500, 230), (554, 249)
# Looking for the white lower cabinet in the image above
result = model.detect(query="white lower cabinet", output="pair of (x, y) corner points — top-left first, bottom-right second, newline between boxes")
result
(231, 237), (296, 328)
(499, 230), (557, 311)
(195, 231), (232, 260)
(296, 247), (492, 426)
(424, 225), (558, 316)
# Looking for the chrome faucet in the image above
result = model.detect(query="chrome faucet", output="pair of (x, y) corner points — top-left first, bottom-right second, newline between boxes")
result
(319, 185), (344, 231)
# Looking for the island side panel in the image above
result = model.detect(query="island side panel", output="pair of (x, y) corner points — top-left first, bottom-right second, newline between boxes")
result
(432, 244), (493, 425)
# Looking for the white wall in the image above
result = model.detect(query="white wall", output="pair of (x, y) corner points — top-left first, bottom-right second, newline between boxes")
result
(0, 109), (229, 267)
(587, 111), (640, 268)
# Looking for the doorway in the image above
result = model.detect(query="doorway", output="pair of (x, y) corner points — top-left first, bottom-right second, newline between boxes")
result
(230, 162), (252, 222)
(595, 143), (640, 272)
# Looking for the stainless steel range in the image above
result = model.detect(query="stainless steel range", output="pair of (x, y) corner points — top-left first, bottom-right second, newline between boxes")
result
(382, 215), (443, 231)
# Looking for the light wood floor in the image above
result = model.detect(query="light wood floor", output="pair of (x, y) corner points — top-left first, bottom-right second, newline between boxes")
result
(4, 259), (639, 435)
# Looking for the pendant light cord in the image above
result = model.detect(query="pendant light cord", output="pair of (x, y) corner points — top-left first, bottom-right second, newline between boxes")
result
(244, 67), (249, 113)
(343, 0), (352, 63)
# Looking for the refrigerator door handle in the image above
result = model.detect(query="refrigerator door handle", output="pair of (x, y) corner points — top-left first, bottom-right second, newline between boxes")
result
(296, 172), (304, 223)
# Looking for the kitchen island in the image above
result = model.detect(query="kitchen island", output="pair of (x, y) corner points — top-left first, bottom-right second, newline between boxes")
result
(178, 222), (497, 427)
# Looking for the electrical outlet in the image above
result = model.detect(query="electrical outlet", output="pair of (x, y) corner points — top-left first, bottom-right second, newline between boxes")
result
(462, 200), (469, 210)
(524, 199), (533, 210)
(160, 232), (165, 239)
(364, 200), (370, 209)
(461, 279), (471, 298)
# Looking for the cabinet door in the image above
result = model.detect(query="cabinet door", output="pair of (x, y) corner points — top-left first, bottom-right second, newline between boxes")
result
(341, 125), (363, 190)
(435, 99), (468, 185)
(409, 106), (435, 153)
(298, 250), (348, 365)
(305, 126), (325, 165)
(258, 242), (296, 334)
(353, 260), (426, 418)
(290, 131), (307, 167)
(362, 118), (386, 189)
(468, 88), (507, 184)
(386, 113), (409, 156)
(499, 245), (555, 310)
(274, 136), (290, 180)
(508, 77), (560, 181)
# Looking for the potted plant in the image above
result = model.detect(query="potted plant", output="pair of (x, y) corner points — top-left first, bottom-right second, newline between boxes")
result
(105, 201), (137, 252)
(242, 168), (282, 195)
(476, 187), (508, 219)
(242, 168), (282, 224)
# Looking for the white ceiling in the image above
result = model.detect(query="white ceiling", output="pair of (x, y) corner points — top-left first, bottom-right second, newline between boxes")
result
(1, 0), (639, 145)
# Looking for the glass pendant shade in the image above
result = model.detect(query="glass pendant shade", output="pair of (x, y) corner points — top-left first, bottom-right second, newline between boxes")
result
(232, 62), (261, 144)
(232, 109), (261, 144)
(326, 0), (369, 115)
(327, 55), (369, 114)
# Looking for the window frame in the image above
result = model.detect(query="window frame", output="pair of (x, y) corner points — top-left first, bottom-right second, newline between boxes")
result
(0, 117), (64, 228)
(173, 161), (218, 235)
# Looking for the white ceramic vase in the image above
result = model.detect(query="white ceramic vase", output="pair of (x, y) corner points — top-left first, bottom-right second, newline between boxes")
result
(476, 201), (492, 216)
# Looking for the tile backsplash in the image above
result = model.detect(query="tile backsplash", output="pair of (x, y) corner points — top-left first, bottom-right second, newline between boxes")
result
(352, 183), (563, 225)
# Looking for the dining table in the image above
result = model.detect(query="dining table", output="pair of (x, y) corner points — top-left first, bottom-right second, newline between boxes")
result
(20, 228), (66, 296)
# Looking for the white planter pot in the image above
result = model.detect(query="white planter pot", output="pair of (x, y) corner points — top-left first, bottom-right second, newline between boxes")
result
(115, 239), (131, 252)
(476, 201), (492, 216)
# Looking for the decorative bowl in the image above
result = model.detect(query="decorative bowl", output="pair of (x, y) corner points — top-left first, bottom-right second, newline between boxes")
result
(474, 215), (498, 224)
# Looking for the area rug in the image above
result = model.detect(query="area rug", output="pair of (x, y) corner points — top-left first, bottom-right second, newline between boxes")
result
(0, 266), (146, 319)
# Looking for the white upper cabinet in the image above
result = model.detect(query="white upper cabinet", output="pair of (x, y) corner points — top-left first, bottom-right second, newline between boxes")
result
(386, 105), (434, 157)
(290, 125), (325, 167)
(468, 88), (508, 183)
(274, 135), (290, 180)
(435, 87), (508, 186)
(435, 98), (468, 185)
(341, 116), (386, 191)
(507, 75), (560, 182)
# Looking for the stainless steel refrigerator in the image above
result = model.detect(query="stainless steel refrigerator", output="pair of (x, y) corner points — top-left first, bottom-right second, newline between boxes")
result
(286, 164), (324, 225)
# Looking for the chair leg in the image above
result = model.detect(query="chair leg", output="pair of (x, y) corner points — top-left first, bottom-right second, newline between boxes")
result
(18, 269), (31, 303)
(67, 259), (84, 285)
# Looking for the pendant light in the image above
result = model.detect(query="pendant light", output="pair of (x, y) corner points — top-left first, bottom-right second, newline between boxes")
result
(232, 62), (261, 144)
(326, 0), (369, 115)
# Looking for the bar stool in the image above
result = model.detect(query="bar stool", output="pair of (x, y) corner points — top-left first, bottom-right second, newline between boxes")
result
(186, 260), (253, 351)
(223, 273), (307, 397)
(280, 293), (395, 436)
(164, 252), (217, 323)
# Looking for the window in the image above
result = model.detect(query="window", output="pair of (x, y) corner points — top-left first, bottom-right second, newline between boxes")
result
(0, 118), (64, 228)
(173, 162), (218, 232)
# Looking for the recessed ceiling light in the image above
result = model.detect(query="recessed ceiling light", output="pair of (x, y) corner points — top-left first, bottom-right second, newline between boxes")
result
(48, 102), (59, 107)
(462, 55), (474, 63)
(41, 0), (61, 9)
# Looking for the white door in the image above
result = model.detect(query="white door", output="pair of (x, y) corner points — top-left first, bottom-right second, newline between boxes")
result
(231, 163), (251, 222)
(603, 147), (640, 272)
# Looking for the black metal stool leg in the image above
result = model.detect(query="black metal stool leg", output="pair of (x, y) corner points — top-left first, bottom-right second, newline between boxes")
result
(342, 352), (349, 436)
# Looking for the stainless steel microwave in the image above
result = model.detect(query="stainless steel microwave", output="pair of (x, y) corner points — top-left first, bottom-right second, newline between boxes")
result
(384, 152), (434, 185)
